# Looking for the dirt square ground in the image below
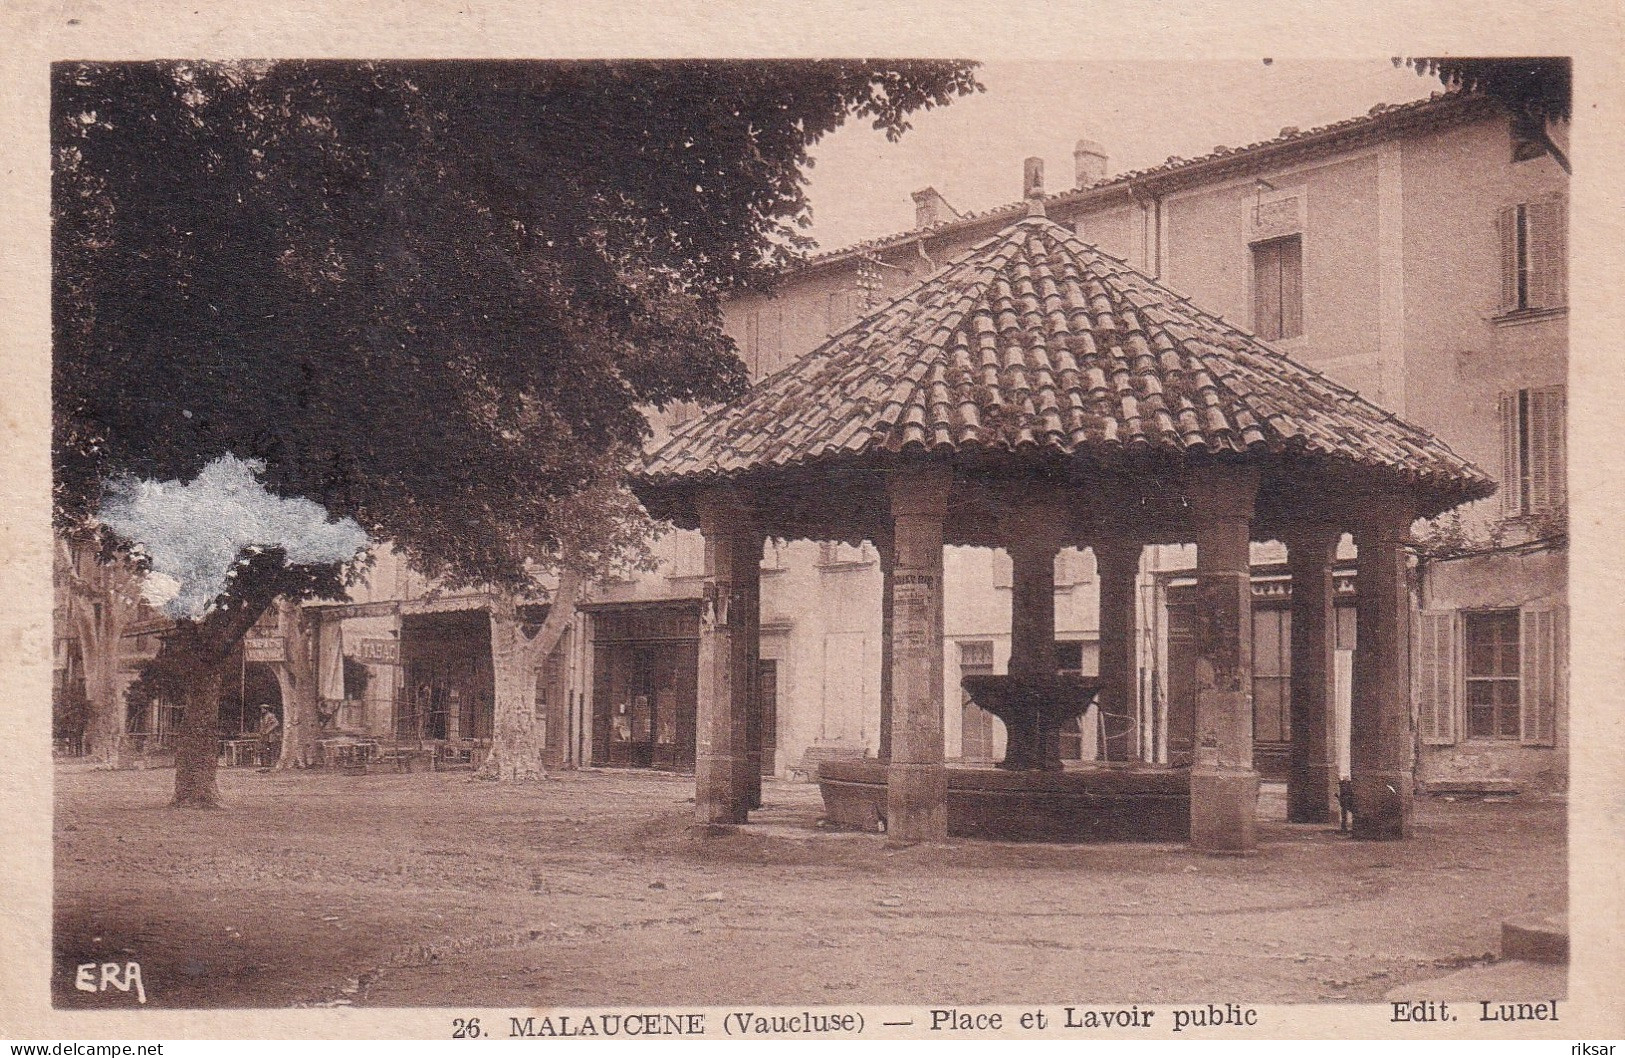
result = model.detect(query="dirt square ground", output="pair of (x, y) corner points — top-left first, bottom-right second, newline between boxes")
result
(52, 762), (1565, 1009)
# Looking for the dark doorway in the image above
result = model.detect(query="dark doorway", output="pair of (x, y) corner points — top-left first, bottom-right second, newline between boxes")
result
(398, 610), (493, 743)
(757, 659), (779, 775)
(590, 604), (700, 771)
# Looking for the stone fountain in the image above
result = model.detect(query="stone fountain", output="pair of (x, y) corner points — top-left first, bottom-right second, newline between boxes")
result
(960, 673), (1101, 771)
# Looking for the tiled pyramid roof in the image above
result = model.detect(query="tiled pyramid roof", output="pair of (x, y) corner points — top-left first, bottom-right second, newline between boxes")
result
(637, 216), (1493, 507)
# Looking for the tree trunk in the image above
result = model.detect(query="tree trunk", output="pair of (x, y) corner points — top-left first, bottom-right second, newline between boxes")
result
(275, 599), (319, 769)
(124, 547), (346, 808)
(172, 661), (226, 808)
(80, 612), (124, 765)
(477, 569), (581, 782)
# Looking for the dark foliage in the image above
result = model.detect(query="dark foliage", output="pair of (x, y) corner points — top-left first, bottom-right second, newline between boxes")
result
(53, 60), (982, 590)
(1402, 57), (1571, 121)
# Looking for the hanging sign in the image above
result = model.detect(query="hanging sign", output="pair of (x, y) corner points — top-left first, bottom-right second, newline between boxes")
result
(245, 636), (289, 663)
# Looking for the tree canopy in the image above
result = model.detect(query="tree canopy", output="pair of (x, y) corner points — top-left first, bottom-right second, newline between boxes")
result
(53, 60), (983, 589)
(1402, 57), (1571, 122)
(1401, 57), (1570, 172)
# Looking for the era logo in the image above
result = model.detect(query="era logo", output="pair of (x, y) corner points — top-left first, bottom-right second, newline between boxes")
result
(75, 961), (147, 1004)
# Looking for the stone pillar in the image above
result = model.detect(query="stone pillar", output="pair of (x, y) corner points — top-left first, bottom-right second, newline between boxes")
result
(1284, 525), (1340, 824)
(1007, 541), (1058, 679)
(1005, 531), (1061, 769)
(736, 531), (765, 811)
(695, 494), (754, 826)
(1095, 541), (1142, 762)
(875, 527), (895, 763)
(1351, 503), (1414, 840)
(1187, 471), (1260, 854)
(885, 467), (951, 845)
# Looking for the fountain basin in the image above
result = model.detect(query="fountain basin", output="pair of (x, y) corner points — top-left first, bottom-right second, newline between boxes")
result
(961, 674), (1102, 771)
(817, 759), (1190, 842)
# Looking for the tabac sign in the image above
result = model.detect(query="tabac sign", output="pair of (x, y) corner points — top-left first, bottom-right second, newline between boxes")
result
(353, 638), (400, 665)
(244, 635), (289, 663)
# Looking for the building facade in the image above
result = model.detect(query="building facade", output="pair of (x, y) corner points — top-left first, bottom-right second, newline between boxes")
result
(606, 89), (1569, 793)
(65, 90), (1566, 796)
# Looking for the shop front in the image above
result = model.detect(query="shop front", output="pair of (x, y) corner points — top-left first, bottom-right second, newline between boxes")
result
(1163, 564), (1358, 781)
(588, 602), (700, 771)
(398, 609), (494, 744)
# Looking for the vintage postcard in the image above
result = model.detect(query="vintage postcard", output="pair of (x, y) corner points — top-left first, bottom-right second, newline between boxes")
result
(2, 0), (1622, 1046)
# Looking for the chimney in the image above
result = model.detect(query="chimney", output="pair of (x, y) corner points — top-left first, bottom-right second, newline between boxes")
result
(1074, 138), (1108, 187)
(910, 186), (961, 230)
(1023, 156), (1046, 217)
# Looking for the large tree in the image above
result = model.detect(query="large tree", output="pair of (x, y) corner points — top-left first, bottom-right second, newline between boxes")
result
(53, 60), (981, 805)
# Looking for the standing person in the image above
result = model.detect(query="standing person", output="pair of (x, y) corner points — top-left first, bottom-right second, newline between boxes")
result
(256, 704), (282, 768)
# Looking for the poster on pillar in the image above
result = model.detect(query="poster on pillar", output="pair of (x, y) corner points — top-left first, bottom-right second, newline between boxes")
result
(891, 574), (936, 655)
(13, 26), (1611, 1048)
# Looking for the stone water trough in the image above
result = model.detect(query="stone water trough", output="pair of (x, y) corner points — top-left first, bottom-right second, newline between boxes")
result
(818, 674), (1189, 842)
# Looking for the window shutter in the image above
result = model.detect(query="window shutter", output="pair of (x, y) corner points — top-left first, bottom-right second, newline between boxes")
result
(1527, 388), (1552, 513)
(1496, 205), (1520, 312)
(1499, 392), (1523, 516)
(1416, 610), (1457, 745)
(1525, 199), (1567, 310)
(1519, 605), (1558, 746)
(992, 549), (1013, 589)
(1252, 241), (1282, 340)
(1527, 386), (1566, 513)
(1279, 237), (1304, 339)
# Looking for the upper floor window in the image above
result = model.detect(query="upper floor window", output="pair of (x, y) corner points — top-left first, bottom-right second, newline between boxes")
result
(1251, 235), (1303, 341)
(1500, 385), (1566, 517)
(1496, 201), (1566, 314)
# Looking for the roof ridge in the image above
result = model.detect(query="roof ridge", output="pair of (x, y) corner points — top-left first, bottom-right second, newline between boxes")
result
(799, 90), (1487, 270)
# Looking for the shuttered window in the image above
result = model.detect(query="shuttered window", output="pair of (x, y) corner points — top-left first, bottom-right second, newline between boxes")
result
(1499, 386), (1567, 517)
(1054, 640), (1088, 761)
(958, 640), (996, 762)
(1496, 201), (1567, 314)
(1252, 235), (1303, 341)
(1252, 607), (1291, 743)
(1464, 610), (1521, 739)
(1416, 610), (1457, 745)
(1436, 605), (1565, 746)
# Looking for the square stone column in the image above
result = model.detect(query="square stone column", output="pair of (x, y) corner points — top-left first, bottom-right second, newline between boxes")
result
(1351, 503), (1415, 840)
(1004, 517), (1063, 770)
(695, 494), (756, 826)
(1187, 470), (1260, 854)
(885, 466), (951, 846)
(1284, 525), (1340, 824)
(1007, 539), (1059, 680)
(736, 531), (765, 811)
(1094, 541), (1142, 762)
(874, 526), (895, 763)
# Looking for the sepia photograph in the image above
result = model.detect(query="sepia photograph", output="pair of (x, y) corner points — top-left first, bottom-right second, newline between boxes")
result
(3, 2), (1621, 1044)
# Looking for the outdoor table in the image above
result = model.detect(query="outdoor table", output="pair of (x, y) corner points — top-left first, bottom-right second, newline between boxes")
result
(219, 738), (258, 767)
